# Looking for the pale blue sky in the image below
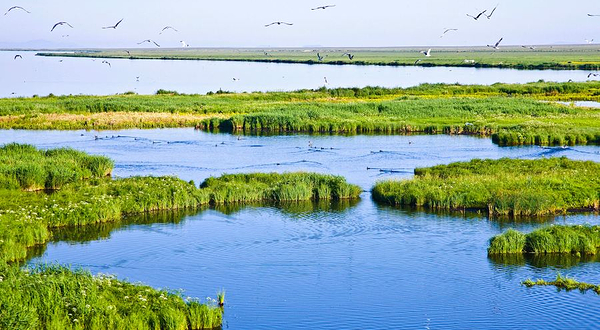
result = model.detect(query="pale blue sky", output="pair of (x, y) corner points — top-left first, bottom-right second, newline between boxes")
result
(0, 0), (599, 48)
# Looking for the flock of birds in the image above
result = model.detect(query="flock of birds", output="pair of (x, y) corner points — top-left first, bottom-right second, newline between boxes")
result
(4, 4), (600, 79)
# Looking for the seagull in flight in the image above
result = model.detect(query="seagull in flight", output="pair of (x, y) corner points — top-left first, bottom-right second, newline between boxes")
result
(4, 6), (30, 15)
(138, 39), (160, 47)
(312, 5), (336, 10)
(440, 28), (458, 38)
(180, 40), (189, 47)
(587, 14), (600, 17)
(265, 21), (293, 27)
(101, 60), (111, 68)
(342, 53), (354, 60)
(588, 73), (599, 78)
(51, 22), (73, 32)
(102, 18), (123, 29)
(585, 39), (594, 44)
(487, 38), (503, 50)
(160, 26), (178, 34)
(420, 49), (431, 57)
(466, 10), (487, 20)
(521, 45), (536, 50)
(414, 59), (422, 65)
(14, 54), (22, 60)
(317, 53), (327, 61)
(485, 5), (498, 19)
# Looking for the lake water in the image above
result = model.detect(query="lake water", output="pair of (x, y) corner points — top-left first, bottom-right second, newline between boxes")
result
(1, 129), (599, 329)
(1, 50), (595, 98)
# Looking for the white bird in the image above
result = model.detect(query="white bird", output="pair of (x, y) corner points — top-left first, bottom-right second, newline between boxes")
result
(587, 14), (600, 17)
(102, 18), (123, 29)
(51, 21), (73, 32)
(317, 53), (327, 61)
(588, 73), (599, 78)
(180, 40), (189, 47)
(138, 39), (160, 47)
(485, 5), (498, 19)
(14, 54), (22, 60)
(521, 45), (536, 50)
(101, 60), (111, 68)
(265, 21), (293, 27)
(440, 28), (458, 38)
(312, 5), (336, 10)
(466, 10), (486, 20)
(420, 49), (431, 57)
(487, 38), (503, 50)
(160, 26), (178, 34)
(414, 59), (422, 65)
(4, 6), (30, 15)
(342, 52), (354, 60)
(585, 39), (594, 44)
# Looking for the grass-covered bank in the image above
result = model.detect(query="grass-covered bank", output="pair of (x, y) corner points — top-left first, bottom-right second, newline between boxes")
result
(1, 82), (600, 146)
(488, 225), (600, 255)
(36, 45), (600, 70)
(522, 273), (600, 295)
(0, 263), (223, 330)
(372, 158), (600, 217)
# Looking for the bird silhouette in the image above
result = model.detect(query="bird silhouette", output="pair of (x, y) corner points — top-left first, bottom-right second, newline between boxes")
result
(420, 49), (431, 57)
(138, 39), (160, 47)
(466, 10), (487, 20)
(102, 18), (123, 29)
(51, 21), (73, 32)
(160, 26), (178, 34)
(342, 53), (354, 60)
(4, 6), (30, 15)
(311, 5), (336, 10)
(101, 60), (111, 68)
(265, 21), (293, 27)
(487, 38), (503, 50)
(13, 54), (22, 60)
(485, 5), (498, 19)
(440, 28), (458, 38)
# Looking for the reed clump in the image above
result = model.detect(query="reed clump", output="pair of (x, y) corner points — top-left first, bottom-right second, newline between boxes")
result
(522, 273), (600, 295)
(488, 225), (600, 255)
(0, 263), (222, 330)
(372, 157), (600, 216)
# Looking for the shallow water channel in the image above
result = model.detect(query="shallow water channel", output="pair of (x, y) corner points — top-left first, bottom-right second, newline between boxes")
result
(2, 129), (600, 329)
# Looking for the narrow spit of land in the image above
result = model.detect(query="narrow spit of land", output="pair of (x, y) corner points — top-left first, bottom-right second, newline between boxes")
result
(523, 273), (600, 295)
(0, 144), (361, 330)
(36, 45), (600, 70)
(1, 82), (600, 146)
(372, 157), (600, 217)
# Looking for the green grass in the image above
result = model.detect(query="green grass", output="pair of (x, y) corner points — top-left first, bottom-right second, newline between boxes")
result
(0, 263), (222, 330)
(372, 157), (600, 216)
(2, 82), (600, 146)
(36, 45), (600, 70)
(523, 273), (600, 295)
(489, 225), (600, 255)
(0, 143), (113, 190)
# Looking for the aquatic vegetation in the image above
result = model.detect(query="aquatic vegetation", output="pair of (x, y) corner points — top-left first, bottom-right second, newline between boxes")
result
(0, 143), (113, 190)
(372, 157), (600, 216)
(522, 273), (600, 295)
(1, 82), (600, 146)
(488, 225), (600, 255)
(217, 290), (225, 307)
(37, 46), (600, 70)
(0, 262), (222, 330)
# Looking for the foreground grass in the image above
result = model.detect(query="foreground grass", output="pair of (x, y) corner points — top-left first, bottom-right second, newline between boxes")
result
(372, 158), (600, 217)
(0, 263), (222, 330)
(2, 82), (600, 146)
(523, 273), (600, 295)
(488, 225), (600, 255)
(37, 45), (600, 70)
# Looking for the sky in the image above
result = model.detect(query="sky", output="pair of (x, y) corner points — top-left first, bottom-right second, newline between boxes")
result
(0, 0), (599, 48)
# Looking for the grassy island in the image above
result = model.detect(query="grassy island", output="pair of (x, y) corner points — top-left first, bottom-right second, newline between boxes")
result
(1, 82), (600, 146)
(372, 158), (600, 217)
(0, 144), (360, 329)
(488, 225), (600, 255)
(522, 273), (600, 295)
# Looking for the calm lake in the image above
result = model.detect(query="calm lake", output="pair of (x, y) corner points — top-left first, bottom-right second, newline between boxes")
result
(1, 129), (599, 329)
(1, 50), (595, 98)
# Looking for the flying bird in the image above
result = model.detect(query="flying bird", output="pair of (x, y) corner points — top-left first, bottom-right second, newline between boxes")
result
(125, 50), (131, 56)
(138, 39), (160, 47)
(14, 54), (22, 60)
(265, 21), (293, 27)
(521, 45), (536, 50)
(102, 60), (111, 68)
(440, 28), (458, 38)
(311, 5), (336, 10)
(51, 22), (73, 32)
(317, 53), (327, 61)
(160, 26), (178, 34)
(588, 14), (600, 17)
(420, 49), (431, 57)
(324, 77), (328, 84)
(342, 52), (354, 60)
(414, 59), (422, 65)
(585, 39), (594, 44)
(487, 38), (503, 50)
(102, 18), (123, 29)
(180, 40), (189, 47)
(588, 73), (599, 78)
(466, 10), (487, 20)
(485, 5), (498, 19)
(4, 6), (30, 15)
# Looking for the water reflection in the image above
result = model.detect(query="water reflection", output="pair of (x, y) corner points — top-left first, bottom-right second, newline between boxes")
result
(489, 253), (600, 269)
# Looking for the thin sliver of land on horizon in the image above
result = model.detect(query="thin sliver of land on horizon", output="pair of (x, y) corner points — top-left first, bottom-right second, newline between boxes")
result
(35, 45), (600, 70)
(1, 82), (600, 146)
(372, 157), (600, 217)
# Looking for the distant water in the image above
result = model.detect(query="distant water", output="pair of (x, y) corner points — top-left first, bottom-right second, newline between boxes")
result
(0, 129), (598, 329)
(1, 50), (594, 98)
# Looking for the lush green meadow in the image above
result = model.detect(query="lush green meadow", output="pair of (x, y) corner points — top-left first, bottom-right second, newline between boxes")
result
(37, 45), (600, 70)
(488, 225), (600, 255)
(1, 82), (600, 146)
(523, 273), (600, 295)
(372, 158), (600, 216)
